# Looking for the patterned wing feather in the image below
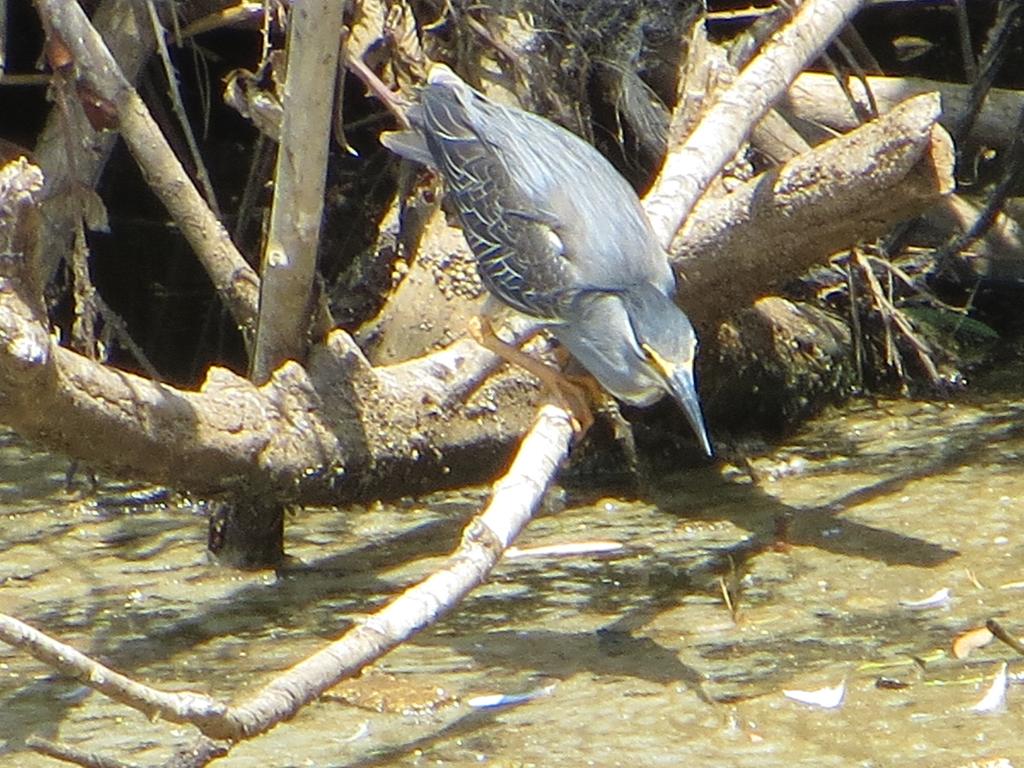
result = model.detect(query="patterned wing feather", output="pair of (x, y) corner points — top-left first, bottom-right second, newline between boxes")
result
(416, 82), (579, 319)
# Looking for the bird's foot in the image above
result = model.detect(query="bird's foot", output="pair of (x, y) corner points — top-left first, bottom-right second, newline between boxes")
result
(469, 316), (593, 437)
(588, 392), (640, 476)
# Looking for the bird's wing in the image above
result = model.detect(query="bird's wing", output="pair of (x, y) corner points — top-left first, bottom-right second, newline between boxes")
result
(417, 83), (581, 319)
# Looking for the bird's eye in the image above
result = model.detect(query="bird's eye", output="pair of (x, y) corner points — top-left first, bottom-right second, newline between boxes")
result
(640, 342), (671, 377)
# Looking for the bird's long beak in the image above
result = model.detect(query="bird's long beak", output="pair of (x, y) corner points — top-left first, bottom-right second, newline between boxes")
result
(668, 365), (713, 457)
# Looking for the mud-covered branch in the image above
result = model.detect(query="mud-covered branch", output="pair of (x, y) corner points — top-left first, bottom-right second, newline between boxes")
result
(675, 92), (955, 332)
(0, 295), (537, 503)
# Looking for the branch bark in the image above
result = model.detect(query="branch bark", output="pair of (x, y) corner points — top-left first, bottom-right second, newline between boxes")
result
(223, 404), (572, 740)
(675, 92), (955, 333)
(0, 152), (537, 501)
(34, 0), (155, 285)
(785, 72), (1024, 149)
(250, 0), (345, 383)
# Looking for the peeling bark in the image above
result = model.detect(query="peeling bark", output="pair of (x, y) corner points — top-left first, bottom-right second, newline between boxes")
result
(36, 0), (260, 339)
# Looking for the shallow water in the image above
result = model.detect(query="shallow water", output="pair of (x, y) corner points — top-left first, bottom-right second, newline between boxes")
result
(0, 391), (1022, 767)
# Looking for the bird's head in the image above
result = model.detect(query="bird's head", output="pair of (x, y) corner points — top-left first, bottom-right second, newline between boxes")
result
(619, 284), (713, 457)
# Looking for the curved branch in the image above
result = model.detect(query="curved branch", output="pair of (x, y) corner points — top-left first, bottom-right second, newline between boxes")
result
(223, 404), (573, 740)
(0, 405), (574, 745)
(0, 292), (541, 502)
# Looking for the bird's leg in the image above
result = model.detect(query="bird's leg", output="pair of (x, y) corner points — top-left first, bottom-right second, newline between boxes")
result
(561, 372), (640, 475)
(469, 316), (593, 435)
(549, 353), (643, 476)
(590, 390), (640, 476)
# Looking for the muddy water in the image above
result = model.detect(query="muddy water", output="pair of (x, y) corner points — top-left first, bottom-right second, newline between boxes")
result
(0, 391), (1022, 767)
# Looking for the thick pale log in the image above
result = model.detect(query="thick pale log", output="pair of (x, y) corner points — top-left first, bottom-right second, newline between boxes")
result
(645, 0), (868, 246)
(674, 93), (955, 333)
(785, 72), (1024, 149)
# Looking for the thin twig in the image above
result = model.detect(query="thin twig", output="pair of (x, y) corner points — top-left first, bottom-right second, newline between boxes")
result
(26, 735), (140, 768)
(853, 248), (940, 384)
(937, 96), (1024, 278)
(863, 253), (962, 314)
(986, 618), (1024, 656)
(828, 35), (878, 120)
(145, 0), (221, 217)
(953, 0), (1024, 143)
(845, 258), (864, 388)
(0, 613), (230, 732)
(94, 293), (163, 379)
(953, 0), (977, 83)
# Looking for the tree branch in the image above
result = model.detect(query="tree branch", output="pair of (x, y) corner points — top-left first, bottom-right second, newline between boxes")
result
(645, 0), (869, 247)
(1, 405), (573, 748)
(675, 93), (955, 332)
(784, 72), (1024, 150)
(35, 0), (260, 340)
(0, 614), (229, 736)
(222, 404), (573, 740)
(251, 0), (345, 383)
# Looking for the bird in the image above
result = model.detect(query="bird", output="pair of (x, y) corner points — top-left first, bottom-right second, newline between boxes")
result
(381, 65), (712, 457)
